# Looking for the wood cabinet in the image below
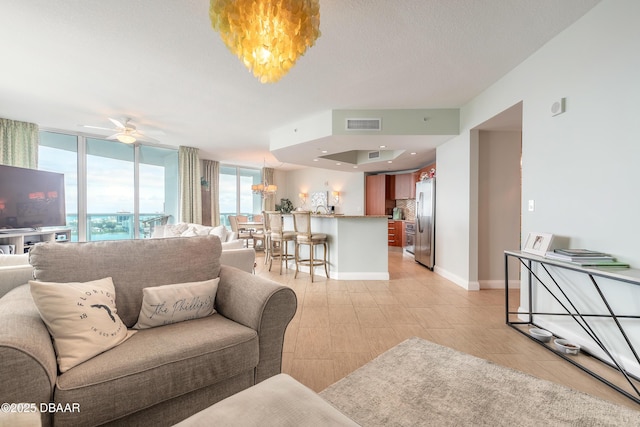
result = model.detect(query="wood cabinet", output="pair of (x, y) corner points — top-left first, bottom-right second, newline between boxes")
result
(394, 173), (417, 200)
(387, 220), (396, 245)
(387, 220), (407, 247)
(366, 174), (394, 215)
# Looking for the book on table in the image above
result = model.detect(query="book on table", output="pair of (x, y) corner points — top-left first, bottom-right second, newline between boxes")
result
(544, 249), (629, 268)
(553, 249), (612, 257)
(545, 253), (615, 262)
(571, 260), (630, 268)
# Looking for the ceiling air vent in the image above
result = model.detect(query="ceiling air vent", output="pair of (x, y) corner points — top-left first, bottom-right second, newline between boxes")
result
(368, 151), (380, 159)
(346, 118), (381, 131)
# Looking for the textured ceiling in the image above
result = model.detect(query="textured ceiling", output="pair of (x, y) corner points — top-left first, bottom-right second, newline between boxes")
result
(0, 0), (600, 172)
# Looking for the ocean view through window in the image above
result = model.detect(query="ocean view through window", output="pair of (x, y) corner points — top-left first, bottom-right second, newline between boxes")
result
(39, 131), (178, 241)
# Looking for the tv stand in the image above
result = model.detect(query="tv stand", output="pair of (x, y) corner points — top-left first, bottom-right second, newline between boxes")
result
(0, 228), (71, 254)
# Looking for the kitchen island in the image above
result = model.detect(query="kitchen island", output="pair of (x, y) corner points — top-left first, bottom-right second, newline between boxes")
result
(283, 214), (389, 280)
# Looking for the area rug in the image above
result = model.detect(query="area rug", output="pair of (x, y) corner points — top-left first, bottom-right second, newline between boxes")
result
(319, 337), (640, 426)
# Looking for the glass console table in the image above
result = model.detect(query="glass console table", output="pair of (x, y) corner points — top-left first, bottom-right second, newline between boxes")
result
(504, 250), (640, 404)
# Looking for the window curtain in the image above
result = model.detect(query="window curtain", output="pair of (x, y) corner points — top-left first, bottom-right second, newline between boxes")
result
(0, 118), (39, 168)
(201, 159), (220, 226)
(179, 146), (202, 224)
(263, 167), (276, 211)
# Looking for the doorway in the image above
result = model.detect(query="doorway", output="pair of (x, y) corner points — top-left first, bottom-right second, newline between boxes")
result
(474, 102), (523, 289)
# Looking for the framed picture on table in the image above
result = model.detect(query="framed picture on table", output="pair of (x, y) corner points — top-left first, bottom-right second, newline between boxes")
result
(522, 232), (554, 256)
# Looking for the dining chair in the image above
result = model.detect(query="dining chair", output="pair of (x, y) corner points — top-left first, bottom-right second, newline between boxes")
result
(228, 215), (252, 247)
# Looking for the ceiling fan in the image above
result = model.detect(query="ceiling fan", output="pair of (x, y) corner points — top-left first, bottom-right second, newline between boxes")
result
(81, 117), (159, 144)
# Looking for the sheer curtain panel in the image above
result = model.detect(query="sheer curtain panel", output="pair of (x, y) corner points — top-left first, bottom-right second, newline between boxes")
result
(179, 146), (202, 224)
(0, 118), (38, 168)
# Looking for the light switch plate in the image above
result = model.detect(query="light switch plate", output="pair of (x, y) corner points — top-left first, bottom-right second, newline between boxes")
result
(528, 200), (535, 212)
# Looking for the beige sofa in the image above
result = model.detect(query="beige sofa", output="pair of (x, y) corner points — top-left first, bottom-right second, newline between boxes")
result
(0, 253), (33, 298)
(0, 238), (256, 296)
(0, 236), (296, 426)
(151, 223), (236, 245)
(152, 222), (257, 274)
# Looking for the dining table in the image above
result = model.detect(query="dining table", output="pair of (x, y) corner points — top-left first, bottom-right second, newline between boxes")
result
(237, 221), (265, 250)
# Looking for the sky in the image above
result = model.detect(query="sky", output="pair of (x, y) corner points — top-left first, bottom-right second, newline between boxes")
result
(39, 145), (166, 214)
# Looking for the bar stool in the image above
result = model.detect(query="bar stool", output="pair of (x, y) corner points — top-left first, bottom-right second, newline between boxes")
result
(261, 211), (271, 264)
(292, 211), (328, 282)
(266, 211), (296, 274)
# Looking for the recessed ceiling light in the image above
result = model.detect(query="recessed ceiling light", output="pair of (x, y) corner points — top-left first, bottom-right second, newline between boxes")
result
(410, 152), (417, 155)
(379, 145), (386, 148)
(321, 150), (328, 153)
(353, 165), (358, 169)
(336, 162), (341, 165)
(387, 160), (392, 163)
(313, 158), (319, 162)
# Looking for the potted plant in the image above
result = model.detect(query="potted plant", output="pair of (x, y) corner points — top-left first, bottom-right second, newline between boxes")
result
(275, 198), (294, 213)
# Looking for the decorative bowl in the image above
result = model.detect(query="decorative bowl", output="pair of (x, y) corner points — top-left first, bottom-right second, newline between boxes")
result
(529, 328), (553, 342)
(554, 338), (580, 355)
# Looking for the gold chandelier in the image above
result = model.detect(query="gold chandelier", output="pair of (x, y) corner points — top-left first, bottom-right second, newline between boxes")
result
(209, 0), (321, 83)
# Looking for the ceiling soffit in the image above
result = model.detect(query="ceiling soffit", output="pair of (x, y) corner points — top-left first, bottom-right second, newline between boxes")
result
(270, 109), (459, 171)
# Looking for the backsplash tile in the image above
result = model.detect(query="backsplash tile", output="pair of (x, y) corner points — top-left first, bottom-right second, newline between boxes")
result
(396, 199), (416, 221)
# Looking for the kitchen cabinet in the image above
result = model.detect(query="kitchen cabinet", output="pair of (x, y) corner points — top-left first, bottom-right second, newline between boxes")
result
(387, 220), (407, 247)
(394, 173), (416, 200)
(366, 174), (395, 215)
(387, 220), (396, 246)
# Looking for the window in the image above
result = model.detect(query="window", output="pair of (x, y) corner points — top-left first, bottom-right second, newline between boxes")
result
(37, 132), (79, 241)
(39, 131), (178, 241)
(219, 166), (262, 227)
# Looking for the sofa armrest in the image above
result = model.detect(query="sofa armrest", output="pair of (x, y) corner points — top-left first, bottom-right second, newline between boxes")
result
(216, 266), (297, 383)
(0, 264), (34, 298)
(0, 285), (57, 425)
(220, 248), (255, 273)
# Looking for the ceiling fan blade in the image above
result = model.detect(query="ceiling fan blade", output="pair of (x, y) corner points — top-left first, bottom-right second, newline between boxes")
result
(133, 131), (159, 143)
(81, 125), (113, 131)
(108, 117), (125, 129)
(106, 133), (119, 140)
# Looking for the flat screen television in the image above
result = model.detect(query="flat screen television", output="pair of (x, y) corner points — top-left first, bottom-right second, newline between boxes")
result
(0, 164), (66, 230)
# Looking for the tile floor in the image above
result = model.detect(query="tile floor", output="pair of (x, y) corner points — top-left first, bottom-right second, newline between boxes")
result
(253, 247), (640, 411)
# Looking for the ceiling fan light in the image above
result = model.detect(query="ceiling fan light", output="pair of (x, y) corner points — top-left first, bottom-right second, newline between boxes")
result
(116, 134), (136, 144)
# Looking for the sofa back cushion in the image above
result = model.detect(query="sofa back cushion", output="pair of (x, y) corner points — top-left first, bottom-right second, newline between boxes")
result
(29, 236), (222, 327)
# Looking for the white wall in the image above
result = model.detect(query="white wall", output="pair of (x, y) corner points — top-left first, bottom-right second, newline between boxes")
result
(436, 0), (640, 285)
(277, 167), (365, 215)
(434, 0), (640, 370)
(433, 130), (476, 289)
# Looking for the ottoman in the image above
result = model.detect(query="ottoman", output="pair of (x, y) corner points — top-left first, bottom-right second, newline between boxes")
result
(174, 374), (359, 426)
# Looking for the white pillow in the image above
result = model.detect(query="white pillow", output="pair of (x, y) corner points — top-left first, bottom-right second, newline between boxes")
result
(29, 277), (134, 373)
(180, 226), (199, 237)
(132, 278), (220, 330)
(210, 225), (229, 242)
(164, 223), (189, 237)
(192, 224), (213, 235)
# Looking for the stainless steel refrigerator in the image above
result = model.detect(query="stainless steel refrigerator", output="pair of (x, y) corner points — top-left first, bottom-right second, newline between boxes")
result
(415, 178), (435, 269)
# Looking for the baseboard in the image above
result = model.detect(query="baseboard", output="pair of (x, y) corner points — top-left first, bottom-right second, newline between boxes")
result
(533, 318), (640, 378)
(331, 271), (390, 281)
(292, 263), (389, 281)
(480, 279), (520, 289)
(433, 266), (480, 291)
